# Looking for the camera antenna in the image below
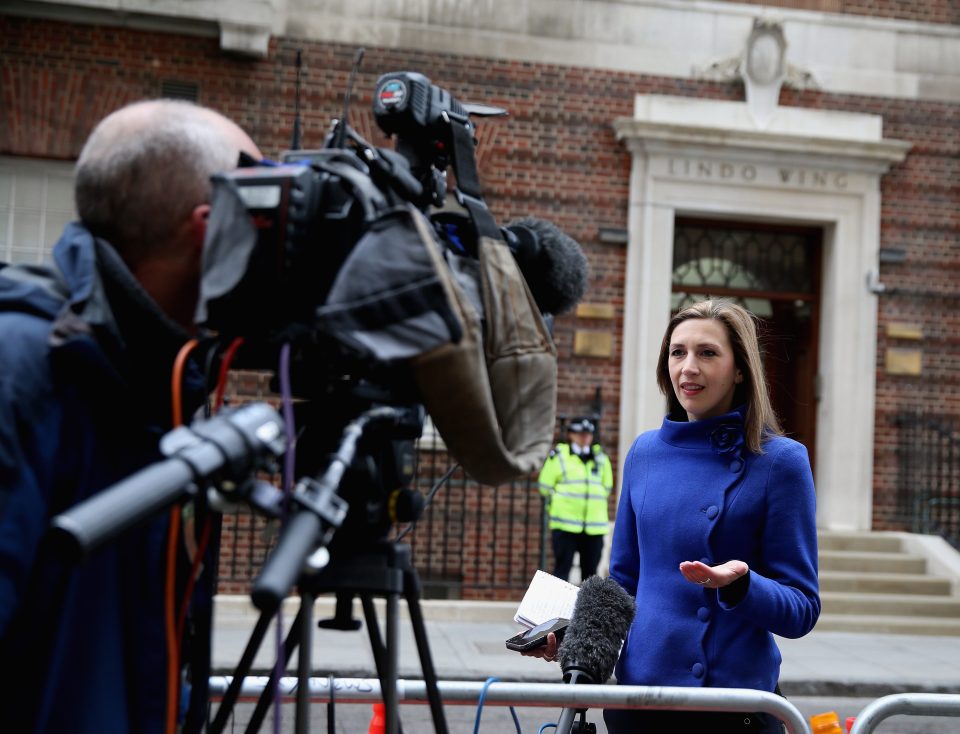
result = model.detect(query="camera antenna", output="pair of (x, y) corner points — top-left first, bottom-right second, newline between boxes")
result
(333, 46), (365, 149)
(290, 49), (303, 150)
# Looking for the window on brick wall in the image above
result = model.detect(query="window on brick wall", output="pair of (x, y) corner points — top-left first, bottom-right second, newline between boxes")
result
(0, 156), (76, 265)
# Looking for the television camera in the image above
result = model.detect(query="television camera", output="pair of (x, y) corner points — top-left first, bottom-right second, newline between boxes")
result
(189, 66), (584, 559)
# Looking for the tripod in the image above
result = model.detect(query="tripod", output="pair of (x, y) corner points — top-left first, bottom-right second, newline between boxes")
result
(206, 399), (449, 733)
(311, 542), (447, 734)
(211, 541), (447, 733)
(212, 539), (448, 734)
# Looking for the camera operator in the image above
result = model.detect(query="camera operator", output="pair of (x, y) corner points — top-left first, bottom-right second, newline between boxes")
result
(0, 99), (261, 733)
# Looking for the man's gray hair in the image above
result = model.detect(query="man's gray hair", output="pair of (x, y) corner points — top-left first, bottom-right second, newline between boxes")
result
(75, 99), (242, 263)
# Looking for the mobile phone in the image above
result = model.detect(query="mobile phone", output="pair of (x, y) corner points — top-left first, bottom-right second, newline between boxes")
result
(505, 617), (569, 652)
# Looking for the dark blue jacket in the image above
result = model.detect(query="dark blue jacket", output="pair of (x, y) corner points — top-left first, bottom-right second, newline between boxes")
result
(609, 407), (820, 692)
(0, 223), (208, 733)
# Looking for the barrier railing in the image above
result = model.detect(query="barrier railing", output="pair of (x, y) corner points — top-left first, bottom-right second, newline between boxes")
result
(208, 676), (812, 734)
(849, 692), (960, 734)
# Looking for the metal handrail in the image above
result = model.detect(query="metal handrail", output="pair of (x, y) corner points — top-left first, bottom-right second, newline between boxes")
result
(849, 692), (960, 734)
(208, 676), (812, 734)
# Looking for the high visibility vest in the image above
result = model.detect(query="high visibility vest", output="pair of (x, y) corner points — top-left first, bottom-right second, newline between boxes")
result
(537, 443), (613, 535)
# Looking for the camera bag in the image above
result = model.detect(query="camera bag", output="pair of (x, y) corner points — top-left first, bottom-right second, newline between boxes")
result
(407, 207), (557, 486)
(317, 202), (556, 485)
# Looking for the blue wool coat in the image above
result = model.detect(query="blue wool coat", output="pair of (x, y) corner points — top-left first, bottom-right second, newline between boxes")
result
(0, 223), (208, 733)
(609, 407), (820, 692)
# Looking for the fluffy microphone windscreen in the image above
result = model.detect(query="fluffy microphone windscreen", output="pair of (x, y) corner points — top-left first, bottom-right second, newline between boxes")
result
(557, 575), (636, 683)
(505, 217), (588, 316)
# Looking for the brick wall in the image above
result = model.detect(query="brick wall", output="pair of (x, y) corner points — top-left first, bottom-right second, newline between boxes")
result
(3, 13), (957, 592)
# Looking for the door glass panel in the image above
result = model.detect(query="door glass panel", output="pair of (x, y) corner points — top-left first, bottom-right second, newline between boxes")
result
(671, 218), (821, 464)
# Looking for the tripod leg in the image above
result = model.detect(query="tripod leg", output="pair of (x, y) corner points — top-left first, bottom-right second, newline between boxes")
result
(210, 609), (274, 734)
(360, 595), (403, 734)
(295, 590), (314, 734)
(403, 576), (449, 734)
(244, 603), (305, 734)
(385, 590), (399, 734)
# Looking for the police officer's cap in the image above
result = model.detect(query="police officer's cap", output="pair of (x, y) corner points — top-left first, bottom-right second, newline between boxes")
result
(568, 417), (595, 433)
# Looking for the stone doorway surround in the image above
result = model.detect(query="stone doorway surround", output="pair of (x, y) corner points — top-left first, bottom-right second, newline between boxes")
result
(613, 95), (910, 531)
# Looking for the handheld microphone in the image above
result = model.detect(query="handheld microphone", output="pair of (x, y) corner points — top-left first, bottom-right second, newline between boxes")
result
(501, 217), (589, 316)
(555, 575), (636, 734)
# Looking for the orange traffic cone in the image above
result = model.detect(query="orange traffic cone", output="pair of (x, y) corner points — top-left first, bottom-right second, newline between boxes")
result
(368, 702), (386, 734)
(810, 711), (844, 734)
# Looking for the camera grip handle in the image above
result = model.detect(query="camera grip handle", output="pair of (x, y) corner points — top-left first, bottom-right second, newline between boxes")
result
(50, 460), (195, 561)
(251, 510), (322, 612)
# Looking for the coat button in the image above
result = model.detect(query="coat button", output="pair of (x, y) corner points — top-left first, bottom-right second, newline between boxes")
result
(692, 663), (704, 678)
(697, 607), (710, 621)
(730, 458), (744, 472)
(706, 505), (719, 520)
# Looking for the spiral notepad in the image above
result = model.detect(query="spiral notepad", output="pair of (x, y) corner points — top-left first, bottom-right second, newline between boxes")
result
(513, 570), (579, 628)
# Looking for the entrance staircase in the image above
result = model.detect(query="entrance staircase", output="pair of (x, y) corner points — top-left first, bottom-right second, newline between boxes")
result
(817, 530), (960, 636)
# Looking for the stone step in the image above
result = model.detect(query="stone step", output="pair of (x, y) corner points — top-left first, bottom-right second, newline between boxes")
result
(814, 531), (960, 635)
(821, 591), (960, 618)
(819, 570), (952, 596)
(818, 549), (927, 574)
(818, 531), (905, 553)
(815, 613), (960, 636)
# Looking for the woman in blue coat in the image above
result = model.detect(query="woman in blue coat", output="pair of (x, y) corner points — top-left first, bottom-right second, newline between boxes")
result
(605, 299), (820, 732)
(527, 299), (820, 732)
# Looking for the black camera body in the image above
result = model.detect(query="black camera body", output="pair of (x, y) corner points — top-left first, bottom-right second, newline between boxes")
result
(199, 153), (376, 345)
(197, 71), (500, 355)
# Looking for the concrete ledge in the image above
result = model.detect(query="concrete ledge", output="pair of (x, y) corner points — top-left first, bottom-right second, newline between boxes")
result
(215, 594), (518, 624)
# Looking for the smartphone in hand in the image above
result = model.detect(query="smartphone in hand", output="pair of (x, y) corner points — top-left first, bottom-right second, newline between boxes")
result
(505, 617), (569, 652)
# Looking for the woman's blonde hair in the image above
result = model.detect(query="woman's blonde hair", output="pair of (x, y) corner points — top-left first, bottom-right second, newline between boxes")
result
(656, 299), (782, 453)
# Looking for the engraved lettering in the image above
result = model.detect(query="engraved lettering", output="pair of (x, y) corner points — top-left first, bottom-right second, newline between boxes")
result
(664, 160), (844, 190)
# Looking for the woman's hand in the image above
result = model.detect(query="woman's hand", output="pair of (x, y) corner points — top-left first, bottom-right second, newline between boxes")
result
(679, 559), (748, 589)
(519, 631), (560, 662)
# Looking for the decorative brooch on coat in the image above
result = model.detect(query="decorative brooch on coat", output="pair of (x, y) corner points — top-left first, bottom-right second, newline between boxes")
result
(710, 424), (746, 473)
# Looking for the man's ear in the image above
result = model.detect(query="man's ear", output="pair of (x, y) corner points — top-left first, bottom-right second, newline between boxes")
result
(189, 203), (212, 252)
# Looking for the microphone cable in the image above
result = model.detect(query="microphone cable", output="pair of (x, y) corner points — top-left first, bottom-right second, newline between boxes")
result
(471, 676), (522, 734)
(175, 336), (246, 654)
(168, 335), (249, 734)
(272, 340), (298, 734)
(165, 337), (200, 734)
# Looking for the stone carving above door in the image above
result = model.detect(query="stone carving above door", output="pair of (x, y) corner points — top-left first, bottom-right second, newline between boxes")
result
(696, 18), (818, 129)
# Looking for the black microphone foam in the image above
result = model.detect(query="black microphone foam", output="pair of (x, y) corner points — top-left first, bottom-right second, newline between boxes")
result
(502, 217), (589, 316)
(557, 575), (636, 684)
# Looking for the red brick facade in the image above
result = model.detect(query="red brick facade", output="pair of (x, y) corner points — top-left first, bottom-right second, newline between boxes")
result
(2, 13), (957, 597)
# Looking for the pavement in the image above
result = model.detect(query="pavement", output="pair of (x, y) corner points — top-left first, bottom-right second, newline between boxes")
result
(211, 594), (960, 699)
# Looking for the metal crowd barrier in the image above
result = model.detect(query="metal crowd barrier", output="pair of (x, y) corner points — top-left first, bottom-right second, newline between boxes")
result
(208, 676), (812, 734)
(849, 692), (960, 734)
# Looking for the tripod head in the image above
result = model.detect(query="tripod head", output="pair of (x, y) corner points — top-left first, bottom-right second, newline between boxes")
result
(247, 390), (432, 613)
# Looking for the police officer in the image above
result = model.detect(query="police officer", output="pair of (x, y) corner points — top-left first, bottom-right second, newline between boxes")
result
(538, 417), (613, 582)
